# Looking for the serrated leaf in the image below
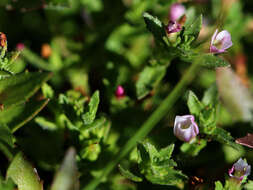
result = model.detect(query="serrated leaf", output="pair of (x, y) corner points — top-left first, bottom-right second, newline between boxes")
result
(145, 168), (187, 186)
(80, 116), (106, 132)
(51, 148), (79, 190)
(215, 181), (224, 190)
(82, 90), (99, 125)
(159, 144), (174, 160)
(0, 124), (14, 147)
(7, 152), (43, 190)
(212, 127), (241, 150)
(0, 99), (49, 133)
(138, 141), (159, 164)
(199, 54), (230, 68)
(4, 51), (22, 74)
(183, 14), (202, 42)
(118, 164), (142, 182)
(136, 65), (166, 99)
(187, 91), (203, 116)
(143, 12), (166, 44)
(0, 72), (52, 109)
(200, 108), (216, 127)
(137, 141), (187, 186)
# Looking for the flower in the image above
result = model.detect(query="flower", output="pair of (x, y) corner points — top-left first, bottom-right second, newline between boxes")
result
(169, 3), (185, 22)
(210, 29), (233, 53)
(173, 115), (199, 142)
(115, 85), (125, 98)
(229, 158), (251, 182)
(166, 21), (182, 34)
(16, 43), (25, 51)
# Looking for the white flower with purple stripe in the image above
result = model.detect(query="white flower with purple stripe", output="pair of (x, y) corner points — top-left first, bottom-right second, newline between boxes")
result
(229, 158), (251, 182)
(173, 115), (199, 142)
(210, 29), (233, 53)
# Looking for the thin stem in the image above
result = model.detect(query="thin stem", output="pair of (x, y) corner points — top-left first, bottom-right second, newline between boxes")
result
(84, 60), (200, 190)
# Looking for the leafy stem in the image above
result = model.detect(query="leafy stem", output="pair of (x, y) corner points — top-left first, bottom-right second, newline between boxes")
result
(84, 60), (200, 190)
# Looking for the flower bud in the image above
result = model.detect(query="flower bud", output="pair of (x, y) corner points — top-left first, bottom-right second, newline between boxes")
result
(16, 43), (25, 51)
(229, 158), (251, 182)
(115, 85), (125, 98)
(166, 21), (182, 34)
(169, 3), (185, 22)
(210, 29), (233, 54)
(173, 115), (199, 142)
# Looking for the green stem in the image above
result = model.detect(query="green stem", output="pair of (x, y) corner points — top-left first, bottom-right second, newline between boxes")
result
(84, 61), (200, 190)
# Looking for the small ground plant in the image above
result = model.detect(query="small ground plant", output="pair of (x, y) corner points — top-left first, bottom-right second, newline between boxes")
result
(0, 0), (253, 190)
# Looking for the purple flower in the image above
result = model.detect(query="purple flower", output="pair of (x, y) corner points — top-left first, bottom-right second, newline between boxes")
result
(115, 85), (125, 98)
(229, 158), (251, 182)
(210, 29), (233, 54)
(170, 3), (185, 22)
(166, 21), (182, 34)
(173, 115), (199, 142)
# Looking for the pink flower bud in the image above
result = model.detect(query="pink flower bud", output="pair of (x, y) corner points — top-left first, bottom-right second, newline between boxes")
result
(229, 158), (251, 182)
(169, 3), (185, 21)
(210, 29), (233, 54)
(115, 85), (125, 98)
(16, 43), (25, 51)
(166, 21), (182, 34)
(173, 115), (199, 142)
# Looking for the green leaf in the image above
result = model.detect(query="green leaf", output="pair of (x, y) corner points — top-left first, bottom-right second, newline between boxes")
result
(136, 65), (166, 99)
(183, 14), (202, 42)
(201, 84), (218, 106)
(0, 99), (49, 133)
(22, 48), (54, 71)
(80, 116), (106, 132)
(42, 83), (54, 99)
(215, 181), (224, 190)
(82, 90), (100, 125)
(143, 12), (166, 44)
(187, 91), (203, 116)
(118, 164), (142, 182)
(35, 116), (57, 131)
(0, 124), (14, 147)
(138, 141), (159, 164)
(159, 144), (174, 160)
(180, 139), (207, 156)
(145, 168), (187, 186)
(244, 180), (253, 190)
(0, 141), (14, 160)
(0, 70), (11, 79)
(198, 54), (230, 68)
(0, 72), (52, 109)
(137, 141), (187, 186)
(3, 51), (22, 74)
(51, 148), (79, 190)
(0, 178), (15, 190)
(212, 127), (241, 150)
(7, 152), (43, 190)
(199, 108), (216, 128)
